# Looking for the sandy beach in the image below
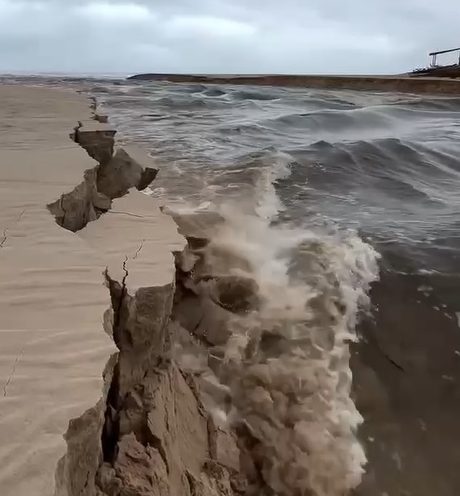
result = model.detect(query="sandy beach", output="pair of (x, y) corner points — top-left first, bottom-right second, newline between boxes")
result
(0, 85), (183, 496)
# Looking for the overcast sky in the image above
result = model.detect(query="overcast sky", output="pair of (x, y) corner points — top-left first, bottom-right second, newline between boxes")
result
(1, 0), (459, 75)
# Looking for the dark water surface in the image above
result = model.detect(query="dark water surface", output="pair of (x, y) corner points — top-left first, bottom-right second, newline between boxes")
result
(93, 81), (460, 269)
(96, 80), (460, 496)
(4, 75), (460, 495)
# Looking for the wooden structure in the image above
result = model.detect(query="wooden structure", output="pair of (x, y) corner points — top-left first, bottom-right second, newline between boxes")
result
(429, 47), (460, 67)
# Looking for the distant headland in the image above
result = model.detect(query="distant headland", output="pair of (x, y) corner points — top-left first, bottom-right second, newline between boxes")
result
(127, 73), (460, 94)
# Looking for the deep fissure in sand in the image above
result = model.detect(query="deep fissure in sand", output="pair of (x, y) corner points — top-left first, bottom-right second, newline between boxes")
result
(47, 124), (158, 233)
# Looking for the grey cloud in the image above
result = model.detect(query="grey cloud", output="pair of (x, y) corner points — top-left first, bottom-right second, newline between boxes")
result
(0, 0), (458, 74)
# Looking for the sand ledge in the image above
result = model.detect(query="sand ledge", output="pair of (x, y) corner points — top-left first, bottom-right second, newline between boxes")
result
(0, 86), (379, 496)
(42, 91), (248, 496)
(0, 86), (189, 496)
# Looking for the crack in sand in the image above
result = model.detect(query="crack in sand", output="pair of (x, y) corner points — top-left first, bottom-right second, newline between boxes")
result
(0, 209), (26, 248)
(47, 121), (158, 233)
(0, 230), (7, 248)
(110, 211), (145, 219)
(132, 240), (145, 260)
(3, 346), (25, 397)
(121, 256), (129, 288)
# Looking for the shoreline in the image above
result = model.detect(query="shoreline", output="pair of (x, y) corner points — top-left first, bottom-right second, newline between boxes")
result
(128, 73), (460, 95)
(0, 85), (186, 495)
(0, 84), (369, 496)
(2, 84), (460, 496)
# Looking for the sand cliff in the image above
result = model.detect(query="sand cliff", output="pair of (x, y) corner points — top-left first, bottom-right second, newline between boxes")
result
(51, 112), (354, 496)
(0, 86), (368, 496)
(0, 86), (257, 496)
(0, 86), (194, 495)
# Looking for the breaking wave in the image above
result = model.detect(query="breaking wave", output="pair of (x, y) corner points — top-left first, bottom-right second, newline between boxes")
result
(166, 146), (379, 494)
(209, 210), (378, 495)
(88, 78), (460, 494)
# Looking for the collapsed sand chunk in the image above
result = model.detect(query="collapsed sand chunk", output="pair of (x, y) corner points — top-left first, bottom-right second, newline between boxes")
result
(73, 123), (116, 165)
(97, 147), (158, 200)
(48, 127), (159, 233)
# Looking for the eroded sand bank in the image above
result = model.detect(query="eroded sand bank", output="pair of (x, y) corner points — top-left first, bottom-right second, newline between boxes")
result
(0, 85), (368, 496)
(3, 84), (458, 496)
(0, 86), (183, 496)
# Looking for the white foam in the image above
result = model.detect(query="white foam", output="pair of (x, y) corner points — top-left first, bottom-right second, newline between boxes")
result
(271, 150), (295, 181)
(253, 150), (294, 219)
(168, 149), (380, 494)
(202, 204), (380, 495)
